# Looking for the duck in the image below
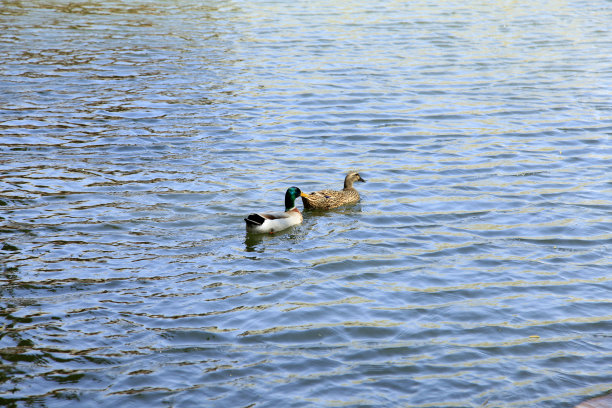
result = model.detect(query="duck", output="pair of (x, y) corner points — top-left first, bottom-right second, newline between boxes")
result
(244, 186), (310, 234)
(301, 172), (366, 210)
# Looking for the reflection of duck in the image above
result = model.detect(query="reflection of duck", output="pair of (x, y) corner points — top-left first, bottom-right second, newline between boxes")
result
(301, 172), (366, 210)
(244, 187), (309, 234)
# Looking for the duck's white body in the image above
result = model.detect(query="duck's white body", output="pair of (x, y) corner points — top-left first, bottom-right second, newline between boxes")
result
(244, 208), (303, 234)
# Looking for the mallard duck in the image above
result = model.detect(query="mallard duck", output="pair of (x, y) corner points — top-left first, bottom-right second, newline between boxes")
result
(244, 186), (310, 234)
(301, 172), (366, 210)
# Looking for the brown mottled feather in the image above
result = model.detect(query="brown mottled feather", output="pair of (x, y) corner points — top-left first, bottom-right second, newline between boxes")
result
(301, 172), (365, 210)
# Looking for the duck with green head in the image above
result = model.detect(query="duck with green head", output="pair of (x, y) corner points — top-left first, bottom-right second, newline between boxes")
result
(244, 187), (310, 234)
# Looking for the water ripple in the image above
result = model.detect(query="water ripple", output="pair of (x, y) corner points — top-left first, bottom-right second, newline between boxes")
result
(1, 0), (612, 407)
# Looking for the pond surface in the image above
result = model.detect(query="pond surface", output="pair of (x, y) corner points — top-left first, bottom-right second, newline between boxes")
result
(1, 1), (611, 407)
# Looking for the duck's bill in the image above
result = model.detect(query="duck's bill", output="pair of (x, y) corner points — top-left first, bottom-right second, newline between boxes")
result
(300, 192), (310, 198)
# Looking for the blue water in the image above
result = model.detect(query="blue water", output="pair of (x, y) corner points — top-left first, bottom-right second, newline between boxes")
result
(1, 1), (611, 407)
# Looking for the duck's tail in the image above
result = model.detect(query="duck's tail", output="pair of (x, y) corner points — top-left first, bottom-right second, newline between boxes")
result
(244, 213), (266, 226)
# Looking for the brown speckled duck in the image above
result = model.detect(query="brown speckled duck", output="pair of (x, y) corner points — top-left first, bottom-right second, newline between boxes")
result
(301, 172), (366, 210)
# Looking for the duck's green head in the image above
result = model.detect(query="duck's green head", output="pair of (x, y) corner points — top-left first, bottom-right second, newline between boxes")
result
(285, 186), (309, 210)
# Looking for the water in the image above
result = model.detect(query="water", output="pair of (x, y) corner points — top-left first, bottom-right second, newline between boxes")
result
(1, 1), (611, 407)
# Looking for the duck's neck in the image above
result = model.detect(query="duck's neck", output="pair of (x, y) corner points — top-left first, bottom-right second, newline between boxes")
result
(285, 197), (297, 212)
(344, 177), (354, 189)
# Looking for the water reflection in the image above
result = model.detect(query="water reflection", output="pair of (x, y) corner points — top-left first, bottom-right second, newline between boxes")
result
(244, 231), (270, 252)
(244, 227), (307, 253)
